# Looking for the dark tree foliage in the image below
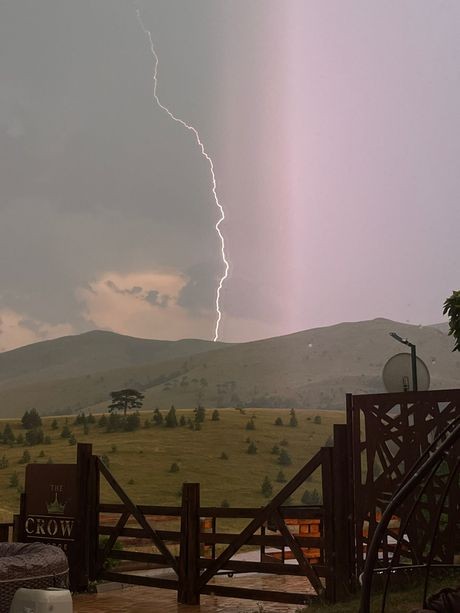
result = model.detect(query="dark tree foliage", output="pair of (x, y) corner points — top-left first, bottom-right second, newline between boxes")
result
(21, 409), (42, 430)
(274, 417), (283, 426)
(108, 389), (144, 416)
(61, 425), (71, 439)
(261, 476), (273, 498)
(289, 408), (298, 428)
(18, 450), (31, 464)
(271, 444), (280, 455)
(301, 488), (322, 505)
(194, 405), (206, 424)
(169, 462), (180, 473)
(98, 414), (108, 428)
(211, 409), (220, 422)
(2, 424), (15, 445)
(443, 290), (460, 351)
(246, 441), (257, 455)
(165, 406), (178, 428)
(26, 428), (44, 446)
(51, 419), (59, 431)
(153, 408), (164, 426)
(179, 415), (186, 427)
(278, 449), (292, 466)
(276, 470), (287, 483)
(314, 415), (322, 425)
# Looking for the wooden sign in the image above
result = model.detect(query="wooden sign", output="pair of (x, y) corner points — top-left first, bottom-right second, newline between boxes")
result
(24, 464), (80, 585)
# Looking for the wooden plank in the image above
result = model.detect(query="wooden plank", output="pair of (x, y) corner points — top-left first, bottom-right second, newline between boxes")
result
(100, 570), (177, 590)
(178, 483), (200, 605)
(103, 549), (170, 565)
(98, 526), (323, 548)
(89, 455), (100, 581)
(198, 450), (323, 588)
(100, 511), (130, 563)
(75, 443), (93, 591)
(99, 503), (181, 516)
(199, 558), (330, 577)
(199, 506), (324, 519)
(98, 459), (178, 573)
(272, 509), (325, 598)
(200, 584), (314, 605)
(320, 446), (335, 602)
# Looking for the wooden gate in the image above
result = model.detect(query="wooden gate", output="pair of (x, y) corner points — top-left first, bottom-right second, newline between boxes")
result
(93, 424), (353, 605)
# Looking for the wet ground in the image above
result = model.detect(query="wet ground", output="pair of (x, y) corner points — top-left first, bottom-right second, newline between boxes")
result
(73, 574), (312, 613)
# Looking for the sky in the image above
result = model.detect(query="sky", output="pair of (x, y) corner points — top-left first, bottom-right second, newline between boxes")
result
(0, 0), (459, 351)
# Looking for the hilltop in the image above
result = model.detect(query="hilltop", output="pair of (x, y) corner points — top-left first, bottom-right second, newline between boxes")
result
(0, 318), (458, 417)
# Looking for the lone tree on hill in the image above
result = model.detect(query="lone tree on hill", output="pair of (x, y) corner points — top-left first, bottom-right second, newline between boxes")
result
(443, 290), (460, 351)
(108, 389), (144, 416)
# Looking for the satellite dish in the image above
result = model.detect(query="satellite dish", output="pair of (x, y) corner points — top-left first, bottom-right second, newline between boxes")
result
(382, 352), (430, 392)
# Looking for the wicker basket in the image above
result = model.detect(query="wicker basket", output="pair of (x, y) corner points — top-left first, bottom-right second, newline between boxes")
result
(0, 543), (68, 613)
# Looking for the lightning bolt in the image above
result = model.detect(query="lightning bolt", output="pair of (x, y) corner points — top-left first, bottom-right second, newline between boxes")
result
(135, 7), (229, 342)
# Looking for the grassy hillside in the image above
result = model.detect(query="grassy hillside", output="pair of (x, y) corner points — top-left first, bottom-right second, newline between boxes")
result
(0, 318), (458, 417)
(0, 330), (226, 389)
(0, 408), (343, 521)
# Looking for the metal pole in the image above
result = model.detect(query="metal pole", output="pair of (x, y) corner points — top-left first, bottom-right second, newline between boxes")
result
(410, 344), (418, 392)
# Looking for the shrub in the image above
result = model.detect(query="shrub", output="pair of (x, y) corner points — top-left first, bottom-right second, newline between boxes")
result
(301, 489), (321, 505)
(38, 450), (45, 458)
(278, 449), (292, 466)
(194, 405), (206, 424)
(261, 476), (273, 498)
(314, 415), (322, 425)
(19, 450), (31, 464)
(61, 425), (71, 439)
(124, 412), (140, 432)
(276, 470), (287, 483)
(211, 409), (220, 421)
(68, 434), (77, 446)
(274, 417), (283, 426)
(26, 428), (44, 446)
(179, 415), (186, 427)
(271, 445), (280, 455)
(220, 451), (228, 460)
(279, 438), (289, 447)
(246, 419), (255, 431)
(289, 409), (298, 428)
(246, 441), (257, 455)
(128, 478), (135, 485)
(153, 408), (163, 426)
(2, 424), (15, 445)
(165, 406), (178, 428)
(169, 462), (180, 473)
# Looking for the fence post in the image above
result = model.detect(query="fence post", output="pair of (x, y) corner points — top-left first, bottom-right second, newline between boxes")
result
(321, 445), (335, 602)
(332, 423), (354, 599)
(178, 483), (200, 604)
(75, 443), (93, 591)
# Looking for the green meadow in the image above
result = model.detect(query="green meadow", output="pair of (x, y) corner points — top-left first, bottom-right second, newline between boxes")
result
(0, 408), (344, 521)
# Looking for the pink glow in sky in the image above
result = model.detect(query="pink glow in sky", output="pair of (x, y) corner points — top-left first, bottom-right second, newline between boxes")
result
(0, 1), (459, 349)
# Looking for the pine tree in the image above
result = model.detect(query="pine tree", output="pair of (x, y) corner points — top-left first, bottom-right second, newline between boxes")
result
(278, 449), (292, 466)
(246, 441), (257, 455)
(211, 409), (220, 421)
(274, 417), (283, 426)
(2, 424), (15, 445)
(194, 405), (206, 424)
(165, 406), (178, 428)
(276, 470), (287, 483)
(289, 409), (298, 428)
(261, 476), (273, 498)
(108, 389), (144, 416)
(153, 408), (164, 426)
